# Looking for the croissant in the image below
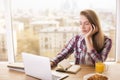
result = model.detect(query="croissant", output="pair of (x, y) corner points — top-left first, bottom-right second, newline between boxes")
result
(87, 74), (108, 80)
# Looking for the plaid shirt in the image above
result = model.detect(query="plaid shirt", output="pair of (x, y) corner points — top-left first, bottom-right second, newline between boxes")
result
(53, 34), (112, 65)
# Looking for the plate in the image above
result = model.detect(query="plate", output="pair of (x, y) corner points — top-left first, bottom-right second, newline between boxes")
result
(83, 73), (108, 80)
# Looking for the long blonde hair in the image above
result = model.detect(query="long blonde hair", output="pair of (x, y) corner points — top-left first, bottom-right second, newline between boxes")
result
(80, 9), (105, 52)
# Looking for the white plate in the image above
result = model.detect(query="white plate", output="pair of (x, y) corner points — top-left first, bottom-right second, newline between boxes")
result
(83, 73), (108, 80)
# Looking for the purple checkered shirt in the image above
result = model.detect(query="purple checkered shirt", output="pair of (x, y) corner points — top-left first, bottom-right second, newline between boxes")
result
(53, 34), (112, 65)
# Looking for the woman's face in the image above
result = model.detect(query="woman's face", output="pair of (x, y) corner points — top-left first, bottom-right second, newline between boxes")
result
(79, 15), (92, 35)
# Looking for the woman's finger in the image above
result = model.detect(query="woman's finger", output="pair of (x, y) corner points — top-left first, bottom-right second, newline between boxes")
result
(92, 24), (98, 34)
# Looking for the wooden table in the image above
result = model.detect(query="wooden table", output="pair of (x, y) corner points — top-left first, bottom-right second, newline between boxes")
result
(0, 62), (120, 80)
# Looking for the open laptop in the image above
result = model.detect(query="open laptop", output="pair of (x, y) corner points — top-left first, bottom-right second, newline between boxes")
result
(22, 52), (68, 80)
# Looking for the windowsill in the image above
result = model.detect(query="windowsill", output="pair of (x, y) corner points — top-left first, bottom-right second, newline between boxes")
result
(0, 61), (9, 64)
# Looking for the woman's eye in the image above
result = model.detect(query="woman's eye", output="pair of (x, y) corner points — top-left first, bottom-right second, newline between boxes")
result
(85, 23), (89, 25)
(85, 22), (90, 25)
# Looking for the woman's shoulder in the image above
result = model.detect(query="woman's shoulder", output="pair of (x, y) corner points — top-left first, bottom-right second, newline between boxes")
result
(104, 35), (112, 43)
(72, 34), (84, 42)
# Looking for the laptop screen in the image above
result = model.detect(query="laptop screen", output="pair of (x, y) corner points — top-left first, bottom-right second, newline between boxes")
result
(22, 53), (52, 80)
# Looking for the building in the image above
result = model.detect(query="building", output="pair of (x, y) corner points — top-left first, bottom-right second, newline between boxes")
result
(39, 26), (80, 58)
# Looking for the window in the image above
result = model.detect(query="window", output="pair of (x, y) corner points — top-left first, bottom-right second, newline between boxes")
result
(4, 0), (117, 62)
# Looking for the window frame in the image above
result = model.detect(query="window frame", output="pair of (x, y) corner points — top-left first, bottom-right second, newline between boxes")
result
(5, 0), (15, 63)
(116, 0), (120, 62)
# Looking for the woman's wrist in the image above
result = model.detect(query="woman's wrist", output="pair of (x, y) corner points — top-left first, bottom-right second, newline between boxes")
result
(85, 36), (92, 41)
(85, 36), (94, 52)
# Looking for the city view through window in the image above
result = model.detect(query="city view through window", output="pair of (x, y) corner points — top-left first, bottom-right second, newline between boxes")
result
(0, 0), (116, 62)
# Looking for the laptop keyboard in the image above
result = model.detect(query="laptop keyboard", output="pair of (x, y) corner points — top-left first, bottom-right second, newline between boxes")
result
(52, 75), (61, 80)
(51, 71), (68, 80)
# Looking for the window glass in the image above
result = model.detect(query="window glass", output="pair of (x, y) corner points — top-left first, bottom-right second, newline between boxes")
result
(0, 0), (8, 61)
(11, 0), (116, 62)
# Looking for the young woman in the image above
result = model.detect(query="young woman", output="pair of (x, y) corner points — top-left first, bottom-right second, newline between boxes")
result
(51, 9), (112, 67)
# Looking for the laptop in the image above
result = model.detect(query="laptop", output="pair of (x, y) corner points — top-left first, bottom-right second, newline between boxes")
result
(22, 52), (68, 80)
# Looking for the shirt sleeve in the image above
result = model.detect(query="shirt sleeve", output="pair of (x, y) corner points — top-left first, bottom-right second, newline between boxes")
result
(52, 36), (76, 65)
(87, 38), (112, 63)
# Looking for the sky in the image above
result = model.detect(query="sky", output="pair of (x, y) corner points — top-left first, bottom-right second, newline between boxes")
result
(10, 0), (116, 11)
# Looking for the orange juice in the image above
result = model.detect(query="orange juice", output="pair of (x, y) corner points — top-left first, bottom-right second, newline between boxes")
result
(95, 62), (105, 73)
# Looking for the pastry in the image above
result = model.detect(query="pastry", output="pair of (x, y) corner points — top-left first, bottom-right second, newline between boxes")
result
(87, 74), (108, 80)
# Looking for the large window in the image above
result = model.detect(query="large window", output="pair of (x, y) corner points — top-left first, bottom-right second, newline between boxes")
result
(4, 0), (117, 62)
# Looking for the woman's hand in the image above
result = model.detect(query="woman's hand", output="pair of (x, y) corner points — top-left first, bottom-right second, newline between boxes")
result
(50, 61), (56, 68)
(85, 24), (98, 52)
(85, 24), (98, 38)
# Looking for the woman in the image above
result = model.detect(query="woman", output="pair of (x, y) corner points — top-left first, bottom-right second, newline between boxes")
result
(51, 9), (112, 67)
